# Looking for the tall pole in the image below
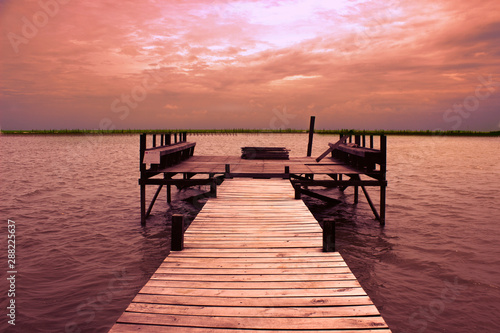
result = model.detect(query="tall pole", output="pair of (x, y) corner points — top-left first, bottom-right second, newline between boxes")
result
(307, 116), (315, 157)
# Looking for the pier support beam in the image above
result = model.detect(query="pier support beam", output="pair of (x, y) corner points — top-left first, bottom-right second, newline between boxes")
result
(210, 179), (217, 198)
(140, 184), (146, 226)
(146, 184), (163, 218)
(171, 214), (184, 251)
(323, 219), (335, 252)
(380, 185), (386, 226)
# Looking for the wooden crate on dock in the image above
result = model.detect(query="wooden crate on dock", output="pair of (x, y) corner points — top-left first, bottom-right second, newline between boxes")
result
(241, 147), (290, 160)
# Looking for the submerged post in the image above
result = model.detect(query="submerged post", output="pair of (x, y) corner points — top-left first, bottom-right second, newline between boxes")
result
(171, 214), (184, 251)
(140, 134), (147, 225)
(323, 220), (335, 252)
(306, 116), (315, 157)
(380, 135), (387, 226)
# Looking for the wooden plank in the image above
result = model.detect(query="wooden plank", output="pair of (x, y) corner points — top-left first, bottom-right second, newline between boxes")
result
(124, 303), (381, 317)
(316, 135), (349, 162)
(150, 273), (357, 282)
(144, 280), (361, 289)
(131, 294), (376, 307)
(116, 312), (388, 330)
(110, 324), (392, 333)
(112, 179), (391, 332)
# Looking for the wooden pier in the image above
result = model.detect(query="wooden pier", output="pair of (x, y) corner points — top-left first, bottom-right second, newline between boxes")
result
(111, 179), (391, 332)
(138, 126), (387, 226)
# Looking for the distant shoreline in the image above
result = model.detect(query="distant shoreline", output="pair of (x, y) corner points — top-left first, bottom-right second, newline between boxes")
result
(1, 129), (499, 136)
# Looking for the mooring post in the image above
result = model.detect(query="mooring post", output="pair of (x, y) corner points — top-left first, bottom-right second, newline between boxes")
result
(171, 214), (184, 251)
(354, 185), (359, 204)
(140, 184), (146, 226)
(323, 220), (335, 252)
(380, 185), (386, 226)
(380, 135), (387, 226)
(307, 116), (315, 157)
(284, 166), (290, 179)
(140, 134), (147, 225)
(225, 164), (231, 179)
(294, 183), (301, 199)
(210, 179), (217, 198)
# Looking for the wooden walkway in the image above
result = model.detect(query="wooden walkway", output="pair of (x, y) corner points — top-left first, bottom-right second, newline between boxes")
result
(111, 179), (391, 332)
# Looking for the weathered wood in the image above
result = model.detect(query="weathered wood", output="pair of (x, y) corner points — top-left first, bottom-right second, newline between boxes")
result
(361, 185), (381, 221)
(171, 214), (184, 251)
(299, 188), (342, 205)
(145, 184), (163, 218)
(140, 184), (146, 226)
(118, 179), (390, 332)
(315, 135), (349, 162)
(241, 147), (290, 159)
(307, 115), (315, 157)
(323, 219), (335, 252)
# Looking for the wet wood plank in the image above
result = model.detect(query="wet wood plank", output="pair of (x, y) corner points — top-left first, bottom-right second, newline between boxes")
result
(110, 179), (390, 332)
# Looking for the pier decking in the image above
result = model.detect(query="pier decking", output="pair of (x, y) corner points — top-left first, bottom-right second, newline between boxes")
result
(110, 179), (391, 332)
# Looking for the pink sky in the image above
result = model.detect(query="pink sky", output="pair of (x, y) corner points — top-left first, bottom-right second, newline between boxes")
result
(1, 0), (499, 130)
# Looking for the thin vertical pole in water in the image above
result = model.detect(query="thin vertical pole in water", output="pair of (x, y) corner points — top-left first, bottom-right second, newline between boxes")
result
(379, 135), (387, 225)
(140, 134), (147, 225)
(307, 116), (315, 157)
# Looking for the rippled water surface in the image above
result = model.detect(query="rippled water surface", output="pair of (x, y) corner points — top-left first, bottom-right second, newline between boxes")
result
(0, 134), (499, 332)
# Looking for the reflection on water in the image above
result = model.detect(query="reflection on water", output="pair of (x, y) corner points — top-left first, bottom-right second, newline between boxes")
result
(0, 134), (499, 332)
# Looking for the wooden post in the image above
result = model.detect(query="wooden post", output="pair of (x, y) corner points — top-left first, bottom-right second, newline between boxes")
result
(140, 134), (147, 225)
(354, 185), (359, 204)
(380, 135), (387, 226)
(380, 185), (386, 226)
(153, 134), (157, 147)
(225, 164), (231, 178)
(210, 179), (217, 198)
(171, 214), (184, 251)
(174, 133), (178, 143)
(362, 135), (366, 147)
(294, 183), (301, 199)
(161, 134), (164, 146)
(370, 135), (374, 148)
(140, 184), (146, 226)
(355, 135), (360, 146)
(284, 166), (289, 179)
(307, 116), (315, 157)
(166, 134), (171, 145)
(323, 220), (335, 252)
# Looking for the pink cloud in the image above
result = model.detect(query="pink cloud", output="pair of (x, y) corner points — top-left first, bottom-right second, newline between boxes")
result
(1, 0), (499, 130)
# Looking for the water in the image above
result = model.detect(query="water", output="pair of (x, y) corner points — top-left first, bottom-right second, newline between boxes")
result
(0, 134), (499, 332)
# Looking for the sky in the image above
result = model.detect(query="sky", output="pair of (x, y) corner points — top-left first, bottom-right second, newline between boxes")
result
(1, 0), (499, 131)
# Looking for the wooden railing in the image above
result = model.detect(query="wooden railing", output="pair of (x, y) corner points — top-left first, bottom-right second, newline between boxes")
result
(331, 133), (386, 176)
(140, 132), (195, 172)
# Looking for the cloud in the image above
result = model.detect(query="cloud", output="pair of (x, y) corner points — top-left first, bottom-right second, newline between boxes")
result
(1, 0), (499, 130)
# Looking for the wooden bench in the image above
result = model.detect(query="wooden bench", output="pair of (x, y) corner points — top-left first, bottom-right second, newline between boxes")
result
(140, 133), (195, 172)
(331, 137), (386, 173)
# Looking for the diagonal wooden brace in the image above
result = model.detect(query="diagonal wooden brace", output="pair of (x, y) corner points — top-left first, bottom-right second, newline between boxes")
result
(315, 135), (349, 162)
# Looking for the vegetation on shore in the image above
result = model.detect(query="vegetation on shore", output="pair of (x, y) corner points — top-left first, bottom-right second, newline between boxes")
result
(1, 128), (499, 136)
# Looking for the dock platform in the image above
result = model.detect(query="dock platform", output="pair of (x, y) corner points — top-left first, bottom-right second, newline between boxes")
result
(110, 179), (391, 332)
